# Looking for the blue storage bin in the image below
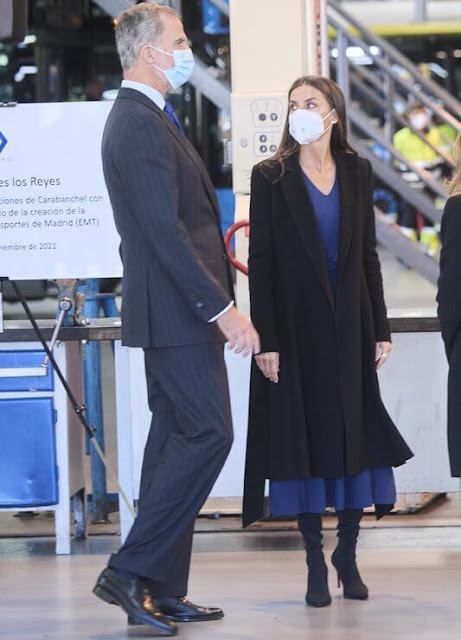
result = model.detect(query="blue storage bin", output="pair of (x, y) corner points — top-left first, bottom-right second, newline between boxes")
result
(0, 350), (54, 392)
(0, 397), (59, 508)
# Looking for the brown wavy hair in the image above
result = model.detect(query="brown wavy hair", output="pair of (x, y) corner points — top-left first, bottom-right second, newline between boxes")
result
(261, 75), (356, 178)
(447, 132), (461, 198)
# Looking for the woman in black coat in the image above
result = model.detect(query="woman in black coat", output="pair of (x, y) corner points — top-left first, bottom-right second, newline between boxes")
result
(437, 132), (461, 478)
(244, 76), (413, 608)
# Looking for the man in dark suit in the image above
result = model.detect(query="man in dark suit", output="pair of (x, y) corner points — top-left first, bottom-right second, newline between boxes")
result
(93, 3), (260, 634)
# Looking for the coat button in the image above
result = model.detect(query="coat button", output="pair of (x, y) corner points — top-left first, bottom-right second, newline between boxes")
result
(222, 253), (228, 261)
(196, 302), (204, 309)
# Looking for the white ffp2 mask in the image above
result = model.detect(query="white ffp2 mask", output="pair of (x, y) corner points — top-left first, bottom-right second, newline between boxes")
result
(289, 108), (336, 145)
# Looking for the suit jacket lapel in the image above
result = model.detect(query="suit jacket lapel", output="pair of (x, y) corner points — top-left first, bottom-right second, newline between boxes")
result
(117, 89), (222, 223)
(334, 150), (357, 293)
(280, 155), (334, 308)
(161, 113), (222, 221)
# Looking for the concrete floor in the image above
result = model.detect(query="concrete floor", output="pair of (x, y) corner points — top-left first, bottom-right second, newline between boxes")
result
(1, 526), (461, 640)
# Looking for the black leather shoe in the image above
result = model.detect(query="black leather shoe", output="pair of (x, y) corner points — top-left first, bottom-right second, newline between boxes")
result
(93, 568), (178, 635)
(128, 597), (224, 624)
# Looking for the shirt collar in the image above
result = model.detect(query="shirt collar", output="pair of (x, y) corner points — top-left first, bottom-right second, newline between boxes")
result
(121, 80), (166, 111)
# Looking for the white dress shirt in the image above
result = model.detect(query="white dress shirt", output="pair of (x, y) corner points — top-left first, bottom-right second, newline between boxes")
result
(121, 79), (166, 110)
(120, 80), (233, 323)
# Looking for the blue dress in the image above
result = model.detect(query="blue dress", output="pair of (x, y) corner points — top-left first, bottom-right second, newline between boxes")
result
(269, 169), (396, 517)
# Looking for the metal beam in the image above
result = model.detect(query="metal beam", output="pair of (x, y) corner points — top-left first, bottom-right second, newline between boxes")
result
(415, 0), (427, 22)
(191, 57), (231, 112)
(209, 0), (229, 16)
(93, 0), (134, 17)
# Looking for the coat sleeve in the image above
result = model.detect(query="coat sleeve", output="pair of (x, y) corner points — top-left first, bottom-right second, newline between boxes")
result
(363, 159), (391, 342)
(248, 165), (279, 353)
(115, 114), (232, 323)
(437, 196), (461, 359)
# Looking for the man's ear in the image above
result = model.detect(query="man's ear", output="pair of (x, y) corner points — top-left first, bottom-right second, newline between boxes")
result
(140, 43), (155, 65)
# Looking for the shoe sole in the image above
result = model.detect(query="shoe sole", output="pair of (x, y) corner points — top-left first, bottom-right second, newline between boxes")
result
(93, 586), (178, 636)
(128, 611), (224, 625)
(93, 585), (118, 606)
(167, 612), (224, 623)
(306, 600), (332, 608)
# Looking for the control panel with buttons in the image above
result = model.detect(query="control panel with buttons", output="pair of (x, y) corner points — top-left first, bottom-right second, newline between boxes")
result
(254, 132), (281, 157)
(251, 98), (283, 128)
(231, 92), (287, 194)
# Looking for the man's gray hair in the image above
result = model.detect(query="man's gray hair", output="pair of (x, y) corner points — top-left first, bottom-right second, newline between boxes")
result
(115, 2), (178, 72)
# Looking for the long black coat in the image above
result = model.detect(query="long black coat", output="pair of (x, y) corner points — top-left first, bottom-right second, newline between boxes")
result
(243, 150), (413, 527)
(437, 194), (461, 477)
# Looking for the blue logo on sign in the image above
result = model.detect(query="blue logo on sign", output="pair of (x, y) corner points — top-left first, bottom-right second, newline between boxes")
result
(0, 131), (7, 154)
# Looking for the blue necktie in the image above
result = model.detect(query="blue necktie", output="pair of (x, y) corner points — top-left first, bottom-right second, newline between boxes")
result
(164, 101), (184, 133)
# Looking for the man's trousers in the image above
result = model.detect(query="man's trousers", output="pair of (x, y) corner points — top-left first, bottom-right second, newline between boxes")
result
(109, 343), (233, 596)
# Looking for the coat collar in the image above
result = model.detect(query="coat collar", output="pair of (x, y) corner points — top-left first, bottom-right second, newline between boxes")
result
(116, 88), (221, 221)
(280, 150), (357, 308)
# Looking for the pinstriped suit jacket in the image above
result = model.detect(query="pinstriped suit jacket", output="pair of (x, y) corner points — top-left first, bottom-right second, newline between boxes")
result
(102, 88), (234, 348)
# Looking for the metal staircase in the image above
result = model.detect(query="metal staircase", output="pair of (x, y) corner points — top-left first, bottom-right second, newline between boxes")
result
(328, 0), (461, 283)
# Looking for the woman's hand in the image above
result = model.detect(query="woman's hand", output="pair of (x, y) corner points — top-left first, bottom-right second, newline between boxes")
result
(255, 352), (280, 383)
(375, 342), (392, 371)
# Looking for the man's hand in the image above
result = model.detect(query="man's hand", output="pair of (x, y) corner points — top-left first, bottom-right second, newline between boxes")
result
(255, 352), (280, 383)
(375, 341), (392, 371)
(216, 307), (260, 357)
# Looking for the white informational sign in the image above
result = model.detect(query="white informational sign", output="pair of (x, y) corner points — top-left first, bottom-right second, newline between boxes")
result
(0, 102), (122, 279)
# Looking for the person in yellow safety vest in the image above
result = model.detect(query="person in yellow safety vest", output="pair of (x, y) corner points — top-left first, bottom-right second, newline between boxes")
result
(393, 105), (450, 254)
(435, 122), (457, 156)
(393, 105), (448, 170)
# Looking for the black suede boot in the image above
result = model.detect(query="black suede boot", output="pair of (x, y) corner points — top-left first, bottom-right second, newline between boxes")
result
(298, 513), (332, 607)
(331, 509), (369, 600)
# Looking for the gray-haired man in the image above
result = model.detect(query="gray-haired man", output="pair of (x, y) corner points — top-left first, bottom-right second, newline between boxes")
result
(93, 2), (260, 635)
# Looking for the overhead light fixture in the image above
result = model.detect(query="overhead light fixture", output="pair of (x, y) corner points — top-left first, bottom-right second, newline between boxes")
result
(16, 34), (36, 48)
(346, 46), (373, 65)
(330, 46), (375, 65)
(14, 64), (37, 82)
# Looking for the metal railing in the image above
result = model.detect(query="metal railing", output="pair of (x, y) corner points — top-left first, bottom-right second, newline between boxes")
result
(328, 0), (461, 282)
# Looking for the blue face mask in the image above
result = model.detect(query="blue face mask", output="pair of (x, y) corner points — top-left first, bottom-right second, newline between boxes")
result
(152, 46), (195, 89)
